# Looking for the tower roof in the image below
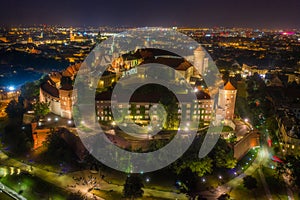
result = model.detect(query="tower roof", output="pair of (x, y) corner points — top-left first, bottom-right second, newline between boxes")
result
(224, 81), (236, 90)
(194, 46), (205, 52)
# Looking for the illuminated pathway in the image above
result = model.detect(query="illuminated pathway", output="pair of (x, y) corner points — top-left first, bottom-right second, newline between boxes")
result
(0, 150), (187, 199)
(0, 165), (26, 200)
(0, 182), (26, 200)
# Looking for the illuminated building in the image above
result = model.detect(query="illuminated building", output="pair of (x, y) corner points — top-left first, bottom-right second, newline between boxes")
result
(40, 63), (116, 119)
(27, 36), (33, 43)
(193, 46), (208, 75)
(69, 29), (87, 42)
(95, 90), (214, 125)
(218, 80), (237, 120)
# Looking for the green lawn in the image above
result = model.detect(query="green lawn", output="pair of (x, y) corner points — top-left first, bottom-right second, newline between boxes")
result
(262, 166), (289, 199)
(230, 169), (267, 200)
(1, 172), (69, 200)
(92, 189), (173, 200)
(237, 148), (258, 172)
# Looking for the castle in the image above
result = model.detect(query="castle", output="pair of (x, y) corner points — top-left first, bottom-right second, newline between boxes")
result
(40, 47), (237, 123)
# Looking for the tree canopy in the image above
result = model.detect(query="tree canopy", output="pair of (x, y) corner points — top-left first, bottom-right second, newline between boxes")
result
(5, 99), (24, 119)
(243, 175), (257, 190)
(33, 102), (50, 119)
(123, 175), (144, 199)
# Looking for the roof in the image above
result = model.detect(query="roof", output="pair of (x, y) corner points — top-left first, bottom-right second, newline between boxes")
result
(194, 46), (205, 52)
(62, 63), (81, 77)
(142, 57), (192, 71)
(95, 89), (210, 103)
(41, 82), (59, 98)
(224, 81), (236, 90)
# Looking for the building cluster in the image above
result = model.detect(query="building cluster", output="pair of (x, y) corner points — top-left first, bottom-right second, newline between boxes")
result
(266, 74), (300, 155)
(40, 47), (236, 125)
(38, 44), (265, 161)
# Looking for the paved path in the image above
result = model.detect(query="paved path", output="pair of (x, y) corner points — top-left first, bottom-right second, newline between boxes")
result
(0, 182), (26, 200)
(258, 168), (272, 200)
(200, 146), (270, 200)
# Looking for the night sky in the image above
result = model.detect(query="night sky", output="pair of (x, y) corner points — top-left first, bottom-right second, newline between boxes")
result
(1, 0), (300, 28)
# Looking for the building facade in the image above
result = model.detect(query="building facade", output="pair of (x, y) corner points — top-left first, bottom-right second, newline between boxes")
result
(218, 81), (237, 120)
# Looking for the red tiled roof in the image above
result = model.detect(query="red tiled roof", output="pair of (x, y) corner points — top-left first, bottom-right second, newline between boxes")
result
(224, 81), (236, 90)
(41, 82), (59, 98)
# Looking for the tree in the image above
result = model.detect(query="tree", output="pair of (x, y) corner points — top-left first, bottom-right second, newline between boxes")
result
(3, 123), (33, 154)
(5, 99), (24, 119)
(284, 155), (300, 187)
(67, 192), (87, 200)
(33, 102), (50, 119)
(218, 193), (231, 200)
(210, 139), (237, 169)
(44, 128), (77, 164)
(215, 147), (237, 169)
(243, 175), (257, 190)
(266, 117), (278, 135)
(160, 97), (179, 130)
(123, 175), (144, 199)
(177, 167), (199, 200)
(20, 81), (40, 101)
(174, 157), (213, 177)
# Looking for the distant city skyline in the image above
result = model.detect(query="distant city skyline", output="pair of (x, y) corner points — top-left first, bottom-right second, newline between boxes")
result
(1, 0), (300, 29)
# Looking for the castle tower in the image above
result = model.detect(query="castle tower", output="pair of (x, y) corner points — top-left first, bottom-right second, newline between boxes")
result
(59, 88), (73, 119)
(28, 36), (33, 43)
(193, 46), (207, 75)
(218, 80), (237, 120)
